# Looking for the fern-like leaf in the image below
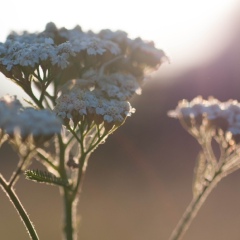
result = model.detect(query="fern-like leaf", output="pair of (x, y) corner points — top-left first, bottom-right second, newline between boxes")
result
(25, 169), (69, 187)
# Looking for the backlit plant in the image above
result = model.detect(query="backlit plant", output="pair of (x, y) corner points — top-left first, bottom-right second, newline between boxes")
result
(0, 22), (166, 240)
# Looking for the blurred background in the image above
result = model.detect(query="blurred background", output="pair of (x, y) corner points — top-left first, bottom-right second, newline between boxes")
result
(0, 0), (240, 239)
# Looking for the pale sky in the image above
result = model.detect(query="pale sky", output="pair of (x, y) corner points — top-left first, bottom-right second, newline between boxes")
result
(0, 0), (239, 94)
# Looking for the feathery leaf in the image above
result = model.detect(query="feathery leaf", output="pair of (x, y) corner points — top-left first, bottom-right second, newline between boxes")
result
(25, 169), (69, 187)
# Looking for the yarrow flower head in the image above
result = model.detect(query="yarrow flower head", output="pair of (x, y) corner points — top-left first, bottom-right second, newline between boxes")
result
(0, 22), (166, 110)
(168, 96), (240, 146)
(0, 95), (62, 145)
(54, 83), (135, 131)
(0, 22), (166, 153)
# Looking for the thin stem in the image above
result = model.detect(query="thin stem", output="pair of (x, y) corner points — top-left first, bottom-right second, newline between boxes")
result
(8, 157), (26, 188)
(66, 134), (75, 148)
(72, 153), (90, 200)
(0, 174), (39, 240)
(9, 147), (36, 188)
(169, 170), (222, 240)
(39, 80), (51, 105)
(85, 131), (108, 155)
(58, 135), (67, 179)
(201, 137), (217, 165)
(68, 127), (82, 147)
(36, 149), (58, 171)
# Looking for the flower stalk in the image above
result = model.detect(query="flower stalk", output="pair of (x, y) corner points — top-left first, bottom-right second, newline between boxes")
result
(169, 169), (222, 240)
(63, 188), (77, 240)
(168, 96), (240, 239)
(0, 174), (39, 240)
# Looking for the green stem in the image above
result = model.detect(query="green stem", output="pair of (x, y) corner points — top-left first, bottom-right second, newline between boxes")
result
(36, 149), (58, 171)
(0, 175), (39, 240)
(63, 154), (90, 240)
(8, 157), (26, 188)
(57, 135), (76, 240)
(72, 153), (89, 200)
(9, 150), (34, 188)
(25, 86), (44, 109)
(63, 189), (78, 240)
(169, 171), (222, 240)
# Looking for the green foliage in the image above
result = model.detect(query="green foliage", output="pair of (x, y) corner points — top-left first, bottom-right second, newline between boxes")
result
(25, 169), (69, 187)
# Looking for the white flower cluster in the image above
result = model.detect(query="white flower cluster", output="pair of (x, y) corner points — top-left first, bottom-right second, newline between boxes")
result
(81, 70), (141, 100)
(0, 24), (123, 71)
(0, 22), (165, 81)
(0, 23), (166, 137)
(98, 29), (166, 67)
(0, 34), (76, 71)
(48, 23), (121, 56)
(0, 95), (62, 142)
(54, 86), (135, 127)
(169, 96), (240, 135)
(98, 73), (141, 100)
(0, 95), (22, 130)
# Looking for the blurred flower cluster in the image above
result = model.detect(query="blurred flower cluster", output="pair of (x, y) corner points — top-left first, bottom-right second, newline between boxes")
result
(168, 96), (240, 240)
(169, 96), (240, 195)
(169, 96), (240, 144)
(0, 95), (61, 147)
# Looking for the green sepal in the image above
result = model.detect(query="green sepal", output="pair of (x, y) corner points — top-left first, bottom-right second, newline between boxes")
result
(25, 169), (69, 187)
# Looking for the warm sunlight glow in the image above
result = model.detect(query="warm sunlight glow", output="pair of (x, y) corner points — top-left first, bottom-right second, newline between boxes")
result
(0, 0), (239, 82)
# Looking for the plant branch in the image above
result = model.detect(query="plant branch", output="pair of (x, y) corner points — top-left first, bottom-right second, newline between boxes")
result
(0, 174), (39, 240)
(9, 149), (35, 188)
(168, 169), (222, 240)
